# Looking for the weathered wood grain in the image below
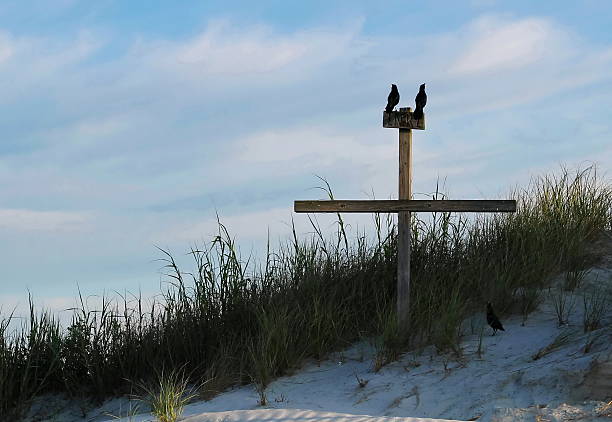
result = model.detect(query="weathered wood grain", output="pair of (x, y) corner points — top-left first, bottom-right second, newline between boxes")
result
(397, 117), (412, 334)
(383, 109), (425, 129)
(294, 199), (517, 213)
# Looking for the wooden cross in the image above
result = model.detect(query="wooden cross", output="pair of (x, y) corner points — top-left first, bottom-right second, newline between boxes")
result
(294, 107), (516, 334)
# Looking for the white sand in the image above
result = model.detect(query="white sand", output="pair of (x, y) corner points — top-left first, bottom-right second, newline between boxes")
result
(183, 409), (461, 422)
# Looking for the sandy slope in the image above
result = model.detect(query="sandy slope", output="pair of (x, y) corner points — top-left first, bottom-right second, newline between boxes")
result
(24, 237), (612, 422)
(182, 409), (462, 422)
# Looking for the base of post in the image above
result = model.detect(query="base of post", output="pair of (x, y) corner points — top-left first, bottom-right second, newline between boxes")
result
(397, 211), (411, 335)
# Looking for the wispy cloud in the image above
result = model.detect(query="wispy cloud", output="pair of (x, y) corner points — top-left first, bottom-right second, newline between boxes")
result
(173, 21), (320, 74)
(0, 209), (90, 232)
(236, 127), (393, 170)
(449, 16), (567, 75)
(0, 31), (13, 63)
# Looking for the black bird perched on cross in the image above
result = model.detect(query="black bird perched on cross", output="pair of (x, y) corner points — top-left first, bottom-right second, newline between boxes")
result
(486, 302), (505, 336)
(413, 83), (427, 120)
(385, 84), (400, 113)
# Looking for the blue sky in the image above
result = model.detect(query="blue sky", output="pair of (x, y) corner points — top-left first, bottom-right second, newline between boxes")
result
(1, 1), (612, 316)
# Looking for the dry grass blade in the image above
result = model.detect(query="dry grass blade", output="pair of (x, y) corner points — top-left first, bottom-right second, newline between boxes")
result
(532, 331), (573, 361)
(596, 400), (612, 417)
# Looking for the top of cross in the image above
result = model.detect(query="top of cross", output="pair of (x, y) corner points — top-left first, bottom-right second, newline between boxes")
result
(383, 107), (425, 130)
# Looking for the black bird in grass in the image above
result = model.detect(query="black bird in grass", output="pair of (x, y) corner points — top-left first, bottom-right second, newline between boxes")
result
(486, 302), (505, 336)
(385, 84), (400, 113)
(413, 83), (427, 120)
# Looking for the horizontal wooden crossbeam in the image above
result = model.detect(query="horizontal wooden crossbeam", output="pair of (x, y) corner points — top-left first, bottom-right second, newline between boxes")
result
(383, 110), (425, 130)
(294, 200), (516, 213)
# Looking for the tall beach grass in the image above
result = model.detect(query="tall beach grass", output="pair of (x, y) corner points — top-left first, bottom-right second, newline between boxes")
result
(1, 166), (611, 419)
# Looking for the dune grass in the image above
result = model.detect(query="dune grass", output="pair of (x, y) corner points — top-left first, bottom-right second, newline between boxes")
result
(1, 166), (611, 419)
(135, 368), (198, 422)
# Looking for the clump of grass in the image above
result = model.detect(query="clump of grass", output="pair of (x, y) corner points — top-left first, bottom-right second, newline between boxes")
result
(551, 287), (576, 326)
(0, 297), (62, 420)
(583, 334), (596, 354)
(582, 283), (609, 332)
(518, 286), (544, 325)
(430, 287), (465, 357)
(136, 368), (198, 422)
(248, 304), (300, 405)
(564, 268), (590, 291)
(1, 166), (610, 417)
(372, 306), (403, 372)
(475, 324), (486, 358)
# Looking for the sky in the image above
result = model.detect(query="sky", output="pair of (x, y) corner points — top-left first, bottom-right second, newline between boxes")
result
(1, 0), (612, 317)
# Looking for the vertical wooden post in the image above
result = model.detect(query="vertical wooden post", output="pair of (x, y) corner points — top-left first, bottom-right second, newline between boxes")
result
(397, 107), (412, 335)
